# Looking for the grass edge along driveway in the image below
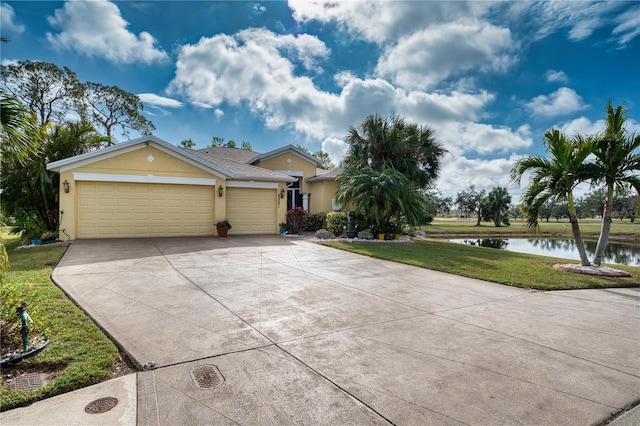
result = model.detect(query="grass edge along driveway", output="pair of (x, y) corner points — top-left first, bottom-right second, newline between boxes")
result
(322, 239), (639, 290)
(0, 236), (123, 411)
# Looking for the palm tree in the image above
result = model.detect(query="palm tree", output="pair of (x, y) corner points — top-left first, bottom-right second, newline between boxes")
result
(510, 129), (594, 266)
(0, 90), (39, 162)
(343, 114), (446, 189)
(589, 102), (640, 266)
(336, 166), (424, 231)
(338, 114), (446, 232)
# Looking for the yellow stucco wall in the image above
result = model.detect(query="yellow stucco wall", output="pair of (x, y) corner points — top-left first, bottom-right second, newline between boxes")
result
(307, 180), (339, 214)
(58, 145), (226, 240)
(72, 146), (216, 178)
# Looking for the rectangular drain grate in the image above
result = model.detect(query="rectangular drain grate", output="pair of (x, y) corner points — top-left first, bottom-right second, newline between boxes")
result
(9, 373), (47, 390)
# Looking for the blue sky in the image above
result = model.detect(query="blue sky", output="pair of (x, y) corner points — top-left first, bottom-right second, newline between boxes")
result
(1, 0), (639, 200)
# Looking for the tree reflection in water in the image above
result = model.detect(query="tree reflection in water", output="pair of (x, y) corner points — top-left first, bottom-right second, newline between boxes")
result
(451, 238), (640, 266)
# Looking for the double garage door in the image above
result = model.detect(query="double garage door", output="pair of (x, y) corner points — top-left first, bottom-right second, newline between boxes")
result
(77, 182), (278, 238)
(77, 182), (215, 238)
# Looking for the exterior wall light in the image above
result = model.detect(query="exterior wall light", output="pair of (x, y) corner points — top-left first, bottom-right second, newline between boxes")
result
(218, 185), (224, 197)
(63, 179), (70, 193)
(280, 188), (285, 199)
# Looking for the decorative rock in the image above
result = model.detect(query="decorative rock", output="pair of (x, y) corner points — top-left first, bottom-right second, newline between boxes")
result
(417, 231), (427, 237)
(553, 263), (632, 277)
(357, 229), (374, 240)
(315, 229), (336, 239)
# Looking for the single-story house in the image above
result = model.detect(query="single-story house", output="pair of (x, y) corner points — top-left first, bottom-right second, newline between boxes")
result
(46, 135), (342, 239)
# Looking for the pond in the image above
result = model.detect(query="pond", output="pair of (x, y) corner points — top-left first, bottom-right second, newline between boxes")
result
(448, 238), (640, 267)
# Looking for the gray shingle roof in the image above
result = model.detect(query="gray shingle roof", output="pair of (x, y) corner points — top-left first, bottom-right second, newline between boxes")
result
(306, 167), (343, 182)
(189, 149), (295, 182)
(195, 147), (260, 163)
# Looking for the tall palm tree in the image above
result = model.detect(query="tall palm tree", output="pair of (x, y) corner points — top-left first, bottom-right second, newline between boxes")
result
(343, 114), (446, 189)
(589, 102), (640, 266)
(510, 129), (594, 266)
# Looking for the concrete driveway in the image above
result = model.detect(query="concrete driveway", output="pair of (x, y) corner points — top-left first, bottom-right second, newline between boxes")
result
(50, 236), (639, 425)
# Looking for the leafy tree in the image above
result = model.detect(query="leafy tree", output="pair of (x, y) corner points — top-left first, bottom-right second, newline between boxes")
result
(241, 141), (252, 150)
(226, 139), (237, 148)
(480, 187), (511, 227)
(577, 188), (606, 219)
(538, 200), (555, 222)
(0, 60), (83, 126)
(455, 185), (486, 225)
(82, 82), (155, 142)
(508, 204), (522, 220)
(611, 190), (638, 221)
(295, 144), (335, 169)
(510, 129), (593, 266)
(179, 138), (195, 148)
(1, 120), (108, 235)
(551, 201), (569, 222)
(338, 114), (446, 231)
(211, 136), (225, 147)
(313, 150), (335, 170)
(587, 101), (640, 266)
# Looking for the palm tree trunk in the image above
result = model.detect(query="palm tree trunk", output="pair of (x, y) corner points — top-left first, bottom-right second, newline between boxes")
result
(593, 184), (614, 266)
(568, 193), (591, 266)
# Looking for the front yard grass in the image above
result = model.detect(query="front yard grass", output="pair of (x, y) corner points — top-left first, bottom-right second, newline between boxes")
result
(0, 235), (127, 411)
(323, 239), (639, 290)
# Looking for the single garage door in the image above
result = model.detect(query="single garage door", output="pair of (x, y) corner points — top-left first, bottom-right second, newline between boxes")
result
(226, 187), (277, 234)
(77, 181), (214, 238)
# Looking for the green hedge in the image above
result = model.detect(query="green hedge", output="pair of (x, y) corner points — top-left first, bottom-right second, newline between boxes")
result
(326, 211), (348, 235)
(304, 212), (328, 231)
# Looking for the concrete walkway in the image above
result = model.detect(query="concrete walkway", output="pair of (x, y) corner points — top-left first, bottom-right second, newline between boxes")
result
(4, 236), (639, 425)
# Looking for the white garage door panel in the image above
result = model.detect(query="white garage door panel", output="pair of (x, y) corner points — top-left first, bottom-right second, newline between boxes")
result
(77, 182), (214, 238)
(226, 188), (277, 234)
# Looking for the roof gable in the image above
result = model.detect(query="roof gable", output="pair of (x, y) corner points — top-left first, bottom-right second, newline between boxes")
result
(46, 135), (232, 178)
(251, 145), (321, 167)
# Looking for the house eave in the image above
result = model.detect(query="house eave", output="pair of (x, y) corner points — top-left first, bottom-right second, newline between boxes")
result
(46, 135), (233, 179)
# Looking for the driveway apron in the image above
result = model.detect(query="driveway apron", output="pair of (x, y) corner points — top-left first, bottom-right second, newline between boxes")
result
(51, 236), (640, 425)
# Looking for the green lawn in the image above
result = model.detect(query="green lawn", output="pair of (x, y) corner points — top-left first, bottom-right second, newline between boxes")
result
(0, 235), (123, 411)
(323, 238), (639, 290)
(424, 217), (640, 241)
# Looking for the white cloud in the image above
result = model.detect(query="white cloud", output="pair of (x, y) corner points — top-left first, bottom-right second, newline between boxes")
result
(397, 90), (494, 123)
(214, 109), (224, 118)
(525, 87), (588, 117)
(436, 121), (533, 156)
(334, 71), (355, 88)
(169, 28), (512, 151)
(169, 29), (335, 138)
(1, 3), (25, 35)
(1, 58), (19, 66)
(376, 20), (515, 90)
(137, 93), (184, 108)
(289, 0), (494, 44)
(514, 1), (637, 49)
(437, 153), (524, 199)
(321, 137), (348, 166)
(559, 116), (640, 137)
(46, 0), (168, 64)
(612, 5), (640, 48)
(545, 70), (568, 84)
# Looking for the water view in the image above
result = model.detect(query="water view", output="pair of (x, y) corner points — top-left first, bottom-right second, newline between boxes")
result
(449, 238), (640, 267)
